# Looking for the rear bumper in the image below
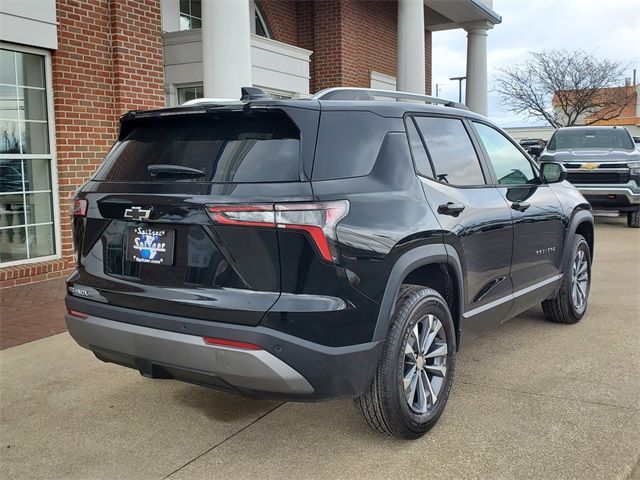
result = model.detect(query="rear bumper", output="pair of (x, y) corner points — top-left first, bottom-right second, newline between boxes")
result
(65, 296), (382, 401)
(578, 186), (640, 210)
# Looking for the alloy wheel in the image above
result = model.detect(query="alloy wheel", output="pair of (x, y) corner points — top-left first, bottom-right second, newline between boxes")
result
(571, 248), (589, 311)
(403, 314), (448, 414)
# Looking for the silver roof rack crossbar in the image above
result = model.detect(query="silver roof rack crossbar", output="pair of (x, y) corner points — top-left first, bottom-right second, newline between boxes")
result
(312, 87), (469, 110)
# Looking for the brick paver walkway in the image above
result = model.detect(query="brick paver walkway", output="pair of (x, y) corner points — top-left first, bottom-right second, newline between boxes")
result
(0, 278), (67, 350)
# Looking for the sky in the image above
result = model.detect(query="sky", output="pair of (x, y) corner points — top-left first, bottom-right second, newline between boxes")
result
(431, 0), (640, 127)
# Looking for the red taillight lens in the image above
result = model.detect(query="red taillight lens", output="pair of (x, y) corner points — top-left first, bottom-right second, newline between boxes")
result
(202, 337), (262, 350)
(67, 308), (89, 318)
(206, 201), (349, 263)
(72, 198), (88, 217)
(207, 204), (275, 227)
(274, 202), (349, 262)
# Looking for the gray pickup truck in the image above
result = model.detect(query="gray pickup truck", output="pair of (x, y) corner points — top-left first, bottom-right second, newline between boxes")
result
(539, 126), (640, 227)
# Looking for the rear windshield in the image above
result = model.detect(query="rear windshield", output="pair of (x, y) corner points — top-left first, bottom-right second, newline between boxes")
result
(93, 111), (301, 183)
(548, 129), (633, 151)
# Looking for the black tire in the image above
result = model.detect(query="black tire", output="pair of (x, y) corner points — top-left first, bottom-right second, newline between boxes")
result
(354, 285), (456, 439)
(627, 210), (640, 228)
(542, 234), (591, 324)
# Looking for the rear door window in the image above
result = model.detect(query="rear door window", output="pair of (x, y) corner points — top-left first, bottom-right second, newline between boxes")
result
(413, 116), (486, 186)
(93, 111), (301, 183)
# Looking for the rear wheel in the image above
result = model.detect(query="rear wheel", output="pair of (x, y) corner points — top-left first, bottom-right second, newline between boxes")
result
(628, 210), (640, 228)
(355, 286), (456, 439)
(542, 234), (591, 324)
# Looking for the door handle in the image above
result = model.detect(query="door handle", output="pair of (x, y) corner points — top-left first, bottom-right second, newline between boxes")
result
(438, 202), (466, 216)
(511, 201), (531, 212)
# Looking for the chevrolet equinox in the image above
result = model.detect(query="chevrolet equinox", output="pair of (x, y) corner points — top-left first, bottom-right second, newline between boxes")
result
(66, 87), (594, 438)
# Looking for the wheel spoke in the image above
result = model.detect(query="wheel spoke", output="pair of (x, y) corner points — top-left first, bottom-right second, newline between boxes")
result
(411, 324), (421, 354)
(422, 318), (442, 355)
(404, 365), (417, 392)
(404, 342), (417, 363)
(418, 315), (433, 353)
(424, 343), (447, 359)
(421, 370), (437, 405)
(415, 373), (428, 413)
(405, 367), (418, 404)
(577, 261), (587, 276)
(425, 363), (447, 377)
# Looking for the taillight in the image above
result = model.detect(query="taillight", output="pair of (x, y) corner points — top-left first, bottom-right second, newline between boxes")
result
(72, 198), (88, 217)
(206, 200), (349, 263)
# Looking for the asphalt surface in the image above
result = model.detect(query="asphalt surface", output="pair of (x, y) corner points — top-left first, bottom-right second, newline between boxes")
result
(1, 215), (639, 480)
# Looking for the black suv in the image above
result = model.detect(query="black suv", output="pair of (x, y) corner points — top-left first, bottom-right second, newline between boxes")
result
(66, 87), (594, 439)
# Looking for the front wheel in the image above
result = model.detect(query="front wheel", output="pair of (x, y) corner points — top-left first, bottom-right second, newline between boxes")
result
(355, 286), (456, 439)
(628, 210), (640, 228)
(542, 234), (591, 324)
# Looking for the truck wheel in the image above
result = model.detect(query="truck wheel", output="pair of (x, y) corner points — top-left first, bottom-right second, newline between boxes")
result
(354, 285), (456, 439)
(542, 234), (591, 324)
(628, 211), (640, 228)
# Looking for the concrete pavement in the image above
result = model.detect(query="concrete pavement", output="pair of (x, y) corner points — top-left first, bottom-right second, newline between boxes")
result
(1, 215), (639, 479)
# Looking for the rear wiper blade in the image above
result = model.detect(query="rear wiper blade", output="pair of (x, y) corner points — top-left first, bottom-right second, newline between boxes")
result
(147, 164), (205, 176)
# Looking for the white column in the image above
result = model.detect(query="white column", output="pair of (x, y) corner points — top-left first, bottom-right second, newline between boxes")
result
(397, 0), (425, 94)
(465, 22), (491, 116)
(202, 0), (252, 99)
(160, 0), (181, 32)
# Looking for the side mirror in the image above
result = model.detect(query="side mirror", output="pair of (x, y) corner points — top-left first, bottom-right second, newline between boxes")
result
(633, 136), (640, 144)
(540, 162), (567, 184)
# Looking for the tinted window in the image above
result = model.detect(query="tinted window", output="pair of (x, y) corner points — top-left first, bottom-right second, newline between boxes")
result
(474, 122), (536, 185)
(414, 116), (485, 185)
(313, 111), (392, 180)
(548, 128), (634, 150)
(93, 111), (300, 183)
(405, 118), (432, 176)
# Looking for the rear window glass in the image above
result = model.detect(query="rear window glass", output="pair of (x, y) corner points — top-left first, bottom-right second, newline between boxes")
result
(313, 111), (391, 180)
(93, 111), (301, 183)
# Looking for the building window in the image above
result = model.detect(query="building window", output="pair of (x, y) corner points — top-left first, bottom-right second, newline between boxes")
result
(180, 0), (201, 31)
(177, 85), (204, 104)
(0, 47), (58, 266)
(253, 3), (271, 38)
(178, 1), (270, 37)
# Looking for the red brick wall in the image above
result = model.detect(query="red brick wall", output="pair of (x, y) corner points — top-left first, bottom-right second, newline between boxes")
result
(282, 0), (433, 94)
(257, 0), (298, 46)
(0, 0), (164, 288)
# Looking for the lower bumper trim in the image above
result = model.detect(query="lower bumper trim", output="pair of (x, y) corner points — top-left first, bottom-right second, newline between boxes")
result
(66, 314), (314, 395)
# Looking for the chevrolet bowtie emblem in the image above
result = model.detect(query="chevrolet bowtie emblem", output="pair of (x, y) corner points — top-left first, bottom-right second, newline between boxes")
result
(582, 163), (598, 170)
(124, 206), (152, 221)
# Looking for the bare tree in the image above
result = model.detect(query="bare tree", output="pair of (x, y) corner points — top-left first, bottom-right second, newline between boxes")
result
(495, 50), (634, 127)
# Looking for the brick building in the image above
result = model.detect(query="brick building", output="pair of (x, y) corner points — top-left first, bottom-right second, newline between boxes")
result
(0, 0), (500, 287)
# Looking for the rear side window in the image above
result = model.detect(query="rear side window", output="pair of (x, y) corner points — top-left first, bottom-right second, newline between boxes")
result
(313, 111), (391, 180)
(93, 111), (300, 183)
(413, 116), (485, 186)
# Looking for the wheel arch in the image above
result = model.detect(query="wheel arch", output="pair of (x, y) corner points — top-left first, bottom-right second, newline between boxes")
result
(563, 209), (595, 269)
(372, 244), (464, 349)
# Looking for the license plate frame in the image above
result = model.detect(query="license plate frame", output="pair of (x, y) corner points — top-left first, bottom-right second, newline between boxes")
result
(126, 226), (175, 265)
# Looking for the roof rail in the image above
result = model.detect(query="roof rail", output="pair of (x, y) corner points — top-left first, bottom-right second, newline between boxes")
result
(312, 87), (469, 110)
